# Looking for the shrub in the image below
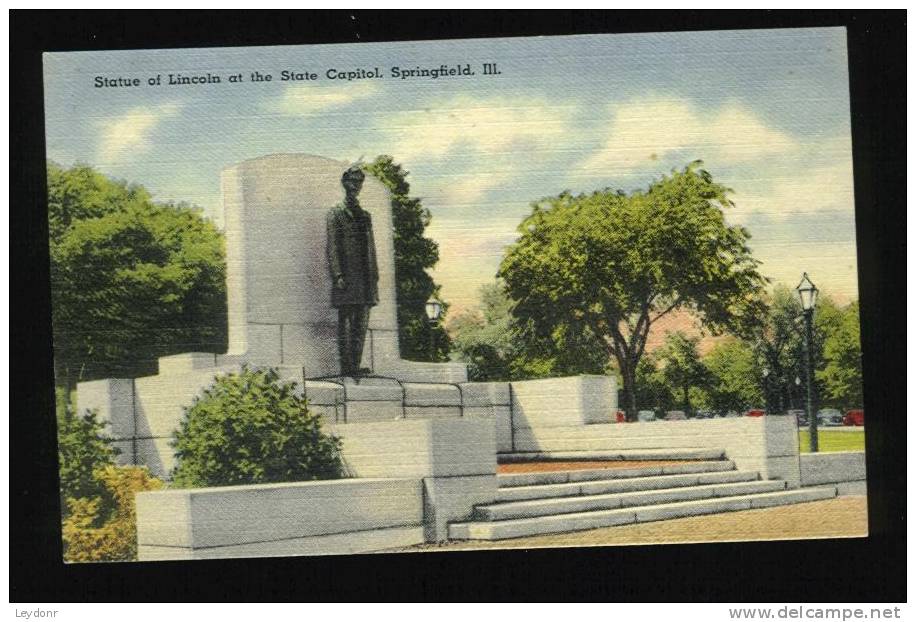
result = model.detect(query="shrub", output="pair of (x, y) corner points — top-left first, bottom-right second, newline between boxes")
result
(62, 465), (164, 563)
(170, 367), (343, 488)
(57, 409), (120, 515)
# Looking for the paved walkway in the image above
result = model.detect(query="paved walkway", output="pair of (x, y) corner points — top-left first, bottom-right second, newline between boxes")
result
(397, 497), (868, 552)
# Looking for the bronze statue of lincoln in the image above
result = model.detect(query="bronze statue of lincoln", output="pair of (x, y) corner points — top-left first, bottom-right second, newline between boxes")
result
(326, 165), (379, 376)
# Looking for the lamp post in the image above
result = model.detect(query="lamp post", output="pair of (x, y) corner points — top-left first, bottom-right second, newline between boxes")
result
(796, 273), (819, 453)
(425, 296), (443, 361)
(762, 367), (770, 414)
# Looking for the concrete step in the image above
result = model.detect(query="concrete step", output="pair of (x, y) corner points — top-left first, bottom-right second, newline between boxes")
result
(498, 460), (736, 489)
(448, 486), (837, 541)
(478, 480), (786, 521)
(497, 469), (761, 503)
(498, 448), (727, 463)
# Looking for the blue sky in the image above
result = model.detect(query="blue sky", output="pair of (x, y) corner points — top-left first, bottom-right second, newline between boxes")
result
(44, 28), (858, 313)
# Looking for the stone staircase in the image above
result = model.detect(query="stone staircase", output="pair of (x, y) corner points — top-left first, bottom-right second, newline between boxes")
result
(448, 453), (837, 541)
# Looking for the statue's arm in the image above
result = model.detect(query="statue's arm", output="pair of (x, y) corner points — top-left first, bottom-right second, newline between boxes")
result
(326, 211), (344, 284)
(366, 214), (379, 283)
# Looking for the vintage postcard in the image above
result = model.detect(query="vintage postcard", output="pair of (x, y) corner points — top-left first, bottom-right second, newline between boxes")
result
(43, 27), (867, 563)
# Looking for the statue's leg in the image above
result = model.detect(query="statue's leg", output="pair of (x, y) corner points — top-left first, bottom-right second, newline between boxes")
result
(352, 305), (371, 374)
(337, 306), (354, 376)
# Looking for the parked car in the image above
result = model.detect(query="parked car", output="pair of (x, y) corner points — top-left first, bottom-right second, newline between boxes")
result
(637, 410), (657, 422)
(843, 409), (865, 426)
(744, 408), (766, 417)
(694, 409), (714, 419)
(723, 410), (740, 418)
(817, 408), (844, 426)
(664, 410), (687, 421)
(788, 409), (807, 426)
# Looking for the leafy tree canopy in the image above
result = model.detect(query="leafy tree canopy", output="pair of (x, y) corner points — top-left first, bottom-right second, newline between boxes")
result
(364, 156), (450, 361)
(703, 337), (764, 415)
(449, 282), (607, 381)
(817, 301), (863, 408)
(48, 163), (227, 389)
(499, 162), (766, 419)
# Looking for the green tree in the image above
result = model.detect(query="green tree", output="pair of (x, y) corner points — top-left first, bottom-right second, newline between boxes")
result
(703, 338), (764, 415)
(57, 408), (120, 516)
(48, 163), (227, 393)
(499, 162), (766, 420)
(632, 356), (675, 414)
(817, 300), (863, 408)
(753, 285), (845, 411)
(655, 332), (709, 414)
(170, 367), (343, 488)
(450, 282), (607, 381)
(364, 156), (450, 361)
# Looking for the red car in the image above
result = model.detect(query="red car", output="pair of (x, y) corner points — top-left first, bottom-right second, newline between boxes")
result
(744, 409), (766, 417)
(843, 409), (865, 426)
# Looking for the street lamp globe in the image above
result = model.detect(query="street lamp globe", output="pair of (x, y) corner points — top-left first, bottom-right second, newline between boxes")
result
(796, 272), (819, 311)
(425, 297), (443, 323)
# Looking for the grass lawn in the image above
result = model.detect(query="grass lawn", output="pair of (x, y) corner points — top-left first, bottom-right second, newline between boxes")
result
(799, 429), (865, 452)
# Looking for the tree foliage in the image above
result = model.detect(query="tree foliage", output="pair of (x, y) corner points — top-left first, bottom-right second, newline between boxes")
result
(48, 163), (227, 390)
(57, 408), (120, 514)
(364, 156), (450, 361)
(817, 301), (863, 407)
(752, 285), (846, 411)
(170, 367), (343, 488)
(449, 282), (607, 381)
(703, 338), (764, 415)
(655, 332), (710, 414)
(499, 162), (766, 419)
(62, 465), (164, 563)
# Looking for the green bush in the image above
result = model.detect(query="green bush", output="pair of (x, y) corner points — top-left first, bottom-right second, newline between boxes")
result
(57, 409), (120, 514)
(170, 367), (343, 487)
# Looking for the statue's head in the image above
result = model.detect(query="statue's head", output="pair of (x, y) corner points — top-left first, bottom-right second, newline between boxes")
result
(341, 165), (365, 195)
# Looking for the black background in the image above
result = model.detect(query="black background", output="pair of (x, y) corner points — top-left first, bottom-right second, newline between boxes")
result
(10, 10), (906, 602)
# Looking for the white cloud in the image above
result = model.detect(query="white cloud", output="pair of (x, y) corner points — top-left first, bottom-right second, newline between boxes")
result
(379, 94), (577, 163)
(580, 97), (798, 174)
(97, 103), (182, 163)
(271, 82), (380, 116)
(730, 158), (855, 224)
(371, 94), (578, 206)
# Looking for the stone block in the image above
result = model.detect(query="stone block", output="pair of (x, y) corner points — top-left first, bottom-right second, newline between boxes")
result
(302, 380), (345, 406)
(379, 360), (469, 384)
(135, 437), (175, 479)
(463, 405), (512, 453)
(510, 375), (616, 428)
(836, 481), (867, 496)
(139, 526), (425, 561)
(75, 378), (135, 439)
(136, 478), (423, 549)
(422, 475), (498, 542)
(403, 406), (462, 420)
(343, 401), (404, 423)
(157, 352), (219, 375)
(133, 370), (221, 439)
(800, 451), (867, 486)
(338, 376), (403, 402)
(330, 419), (497, 479)
(459, 382), (511, 407)
(403, 382), (461, 407)
(111, 440), (135, 467)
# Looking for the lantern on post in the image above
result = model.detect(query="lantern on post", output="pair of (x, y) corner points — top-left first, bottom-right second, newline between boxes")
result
(796, 273), (820, 452)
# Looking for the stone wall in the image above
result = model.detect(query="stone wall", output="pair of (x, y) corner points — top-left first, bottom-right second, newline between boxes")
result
(136, 478), (424, 560)
(511, 415), (803, 488)
(800, 451), (867, 495)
